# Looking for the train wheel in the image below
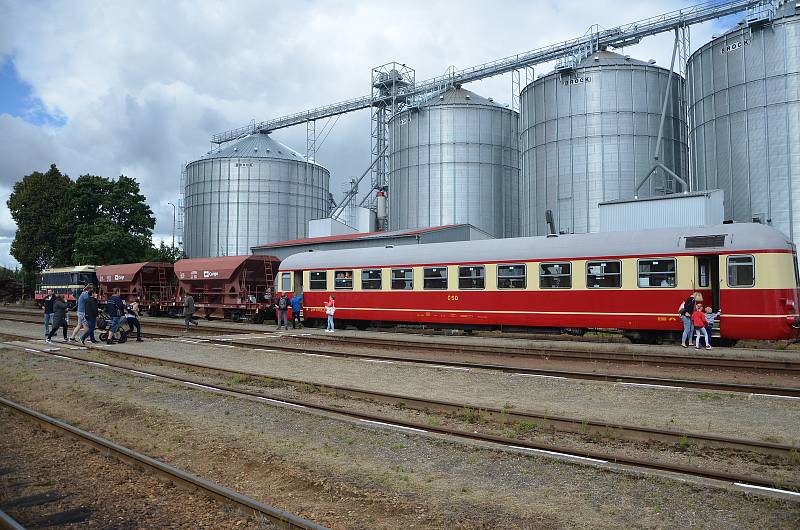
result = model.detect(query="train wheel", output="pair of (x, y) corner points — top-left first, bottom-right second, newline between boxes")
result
(624, 330), (661, 344)
(355, 321), (369, 331)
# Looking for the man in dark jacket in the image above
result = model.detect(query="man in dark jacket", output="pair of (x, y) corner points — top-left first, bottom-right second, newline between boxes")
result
(81, 291), (99, 345)
(45, 295), (69, 343)
(43, 289), (55, 339)
(276, 292), (289, 330)
(106, 288), (126, 344)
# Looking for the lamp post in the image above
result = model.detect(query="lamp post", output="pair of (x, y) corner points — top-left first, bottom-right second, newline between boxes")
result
(167, 202), (176, 255)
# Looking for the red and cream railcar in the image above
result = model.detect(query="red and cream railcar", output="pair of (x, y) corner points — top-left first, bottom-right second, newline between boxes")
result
(276, 223), (800, 343)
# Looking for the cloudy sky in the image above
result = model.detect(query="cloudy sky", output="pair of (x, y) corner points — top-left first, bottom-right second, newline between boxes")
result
(0, 0), (740, 268)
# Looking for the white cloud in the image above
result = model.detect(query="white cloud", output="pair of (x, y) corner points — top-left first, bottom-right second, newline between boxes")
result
(0, 0), (738, 267)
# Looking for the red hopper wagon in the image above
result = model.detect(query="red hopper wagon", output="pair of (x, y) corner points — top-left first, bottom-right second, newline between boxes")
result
(97, 262), (176, 315)
(174, 255), (280, 321)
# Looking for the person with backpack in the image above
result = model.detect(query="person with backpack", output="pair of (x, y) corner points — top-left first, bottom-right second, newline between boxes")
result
(81, 290), (99, 345)
(677, 294), (696, 348)
(45, 294), (69, 343)
(106, 288), (126, 345)
(276, 292), (289, 330)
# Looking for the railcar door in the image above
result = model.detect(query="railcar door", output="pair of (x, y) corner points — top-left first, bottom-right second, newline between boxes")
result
(293, 271), (303, 295)
(696, 256), (720, 310)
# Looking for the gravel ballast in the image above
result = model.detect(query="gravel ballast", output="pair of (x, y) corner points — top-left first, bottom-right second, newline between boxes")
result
(1, 348), (798, 529)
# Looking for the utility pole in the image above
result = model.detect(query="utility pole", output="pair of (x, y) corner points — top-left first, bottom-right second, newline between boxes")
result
(167, 202), (176, 254)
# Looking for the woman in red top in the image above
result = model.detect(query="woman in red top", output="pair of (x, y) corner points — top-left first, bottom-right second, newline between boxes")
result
(692, 303), (711, 350)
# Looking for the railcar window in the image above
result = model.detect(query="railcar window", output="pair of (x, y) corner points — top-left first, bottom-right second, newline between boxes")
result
(587, 261), (622, 288)
(334, 270), (353, 289)
(361, 269), (382, 290)
(727, 255), (755, 287)
(497, 264), (526, 289)
(391, 268), (413, 290)
(309, 271), (327, 290)
(459, 266), (485, 289)
(280, 272), (291, 292)
(423, 267), (448, 290)
(540, 262), (571, 289)
(637, 259), (676, 288)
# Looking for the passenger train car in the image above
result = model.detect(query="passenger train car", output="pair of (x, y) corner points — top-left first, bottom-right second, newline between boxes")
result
(276, 223), (800, 343)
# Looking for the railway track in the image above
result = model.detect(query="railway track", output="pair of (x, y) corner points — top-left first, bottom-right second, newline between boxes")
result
(0, 396), (327, 530)
(4, 305), (798, 372)
(2, 317), (798, 397)
(6, 342), (800, 496)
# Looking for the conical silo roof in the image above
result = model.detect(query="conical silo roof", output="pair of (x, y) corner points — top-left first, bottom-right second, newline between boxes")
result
(201, 132), (306, 161)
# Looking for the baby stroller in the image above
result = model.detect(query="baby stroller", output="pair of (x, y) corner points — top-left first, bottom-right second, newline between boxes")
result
(97, 308), (129, 344)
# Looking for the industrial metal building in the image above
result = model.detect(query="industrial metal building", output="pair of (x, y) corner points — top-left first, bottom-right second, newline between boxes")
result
(388, 87), (520, 238)
(521, 50), (688, 236)
(251, 224), (493, 261)
(183, 132), (330, 258)
(688, 2), (800, 248)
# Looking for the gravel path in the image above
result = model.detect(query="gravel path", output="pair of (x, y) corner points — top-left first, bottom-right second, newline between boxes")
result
(2, 318), (798, 444)
(1, 348), (798, 529)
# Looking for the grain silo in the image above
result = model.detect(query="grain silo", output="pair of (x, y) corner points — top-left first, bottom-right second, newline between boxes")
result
(183, 132), (330, 258)
(688, 2), (800, 245)
(520, 50), (688, 236)
(388, 87), (520, 238)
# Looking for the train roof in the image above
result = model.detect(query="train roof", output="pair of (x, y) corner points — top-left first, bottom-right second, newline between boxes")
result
(97, 262), (173, 282)
(279, 223), (793, 270)
(175, 255), (279, 281)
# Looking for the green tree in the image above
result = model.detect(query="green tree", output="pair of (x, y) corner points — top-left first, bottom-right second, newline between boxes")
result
(7, 164), (75, 271)
(147, 241), (185, 263)
(70, 174), (156, 265)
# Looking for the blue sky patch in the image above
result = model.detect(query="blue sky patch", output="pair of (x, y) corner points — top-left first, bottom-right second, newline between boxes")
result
(0, 56), (66, 127)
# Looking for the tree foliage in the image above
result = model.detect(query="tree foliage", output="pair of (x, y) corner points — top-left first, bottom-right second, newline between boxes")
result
(147, 241), (185, 264)
(7, 164), (75, 270)
(7, 164), (169, 294)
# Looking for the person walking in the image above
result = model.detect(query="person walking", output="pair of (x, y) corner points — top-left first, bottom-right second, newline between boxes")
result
(183, 293), (198, 331)
(677, 294), (696, 348)
(81, 291), (99, 345)
(290, 293), (303, 329)
(42, 289), (55, 339)
(45, 294), (69, 343)
(70, 286), (92, 342)
(324, 295), (336, 333)
(692, 303), (711, 350)
(276, 292), (290, 330)
(106, 288), (126, 345)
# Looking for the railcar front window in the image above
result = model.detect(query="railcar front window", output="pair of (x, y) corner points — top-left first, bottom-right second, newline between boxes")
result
(391, 269), (413, 290)
(497, 265), (526, 289)
(587, 261), (622, 288)
(423, 267), (448, 290)
(540, 262), (572, 289)
(459, 266), (485, 289)
(361, 269), (382, 290)
(727, 255), (755, 287)
(334, 270), (353, 290)
(280, 272), (291, 292)
(638, 259), (676, 288)
(309, 271), (327, 290)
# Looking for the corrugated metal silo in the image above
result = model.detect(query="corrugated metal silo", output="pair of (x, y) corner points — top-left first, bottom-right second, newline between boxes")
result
(388, 87), (520, 238)
(688, 3), (800, 245)
(520, 50), (688, 236)
(184, 133), (330, 258)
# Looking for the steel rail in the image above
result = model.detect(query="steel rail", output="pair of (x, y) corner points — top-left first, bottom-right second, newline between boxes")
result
(0, 509), (25, 530)
(0, 396), (327, 530)
(10, 345), (799, 495)
(212, 0), (767, 141)
(1, 315), (798, 396)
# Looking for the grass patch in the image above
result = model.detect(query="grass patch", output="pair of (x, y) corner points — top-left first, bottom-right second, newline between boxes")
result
(426, 415), (443, 427)
(510, 420), (538, 437)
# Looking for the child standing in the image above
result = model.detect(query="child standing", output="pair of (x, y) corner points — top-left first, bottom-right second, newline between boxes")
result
(692, 303), (711, 350)
(703, 306), (721, 347)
